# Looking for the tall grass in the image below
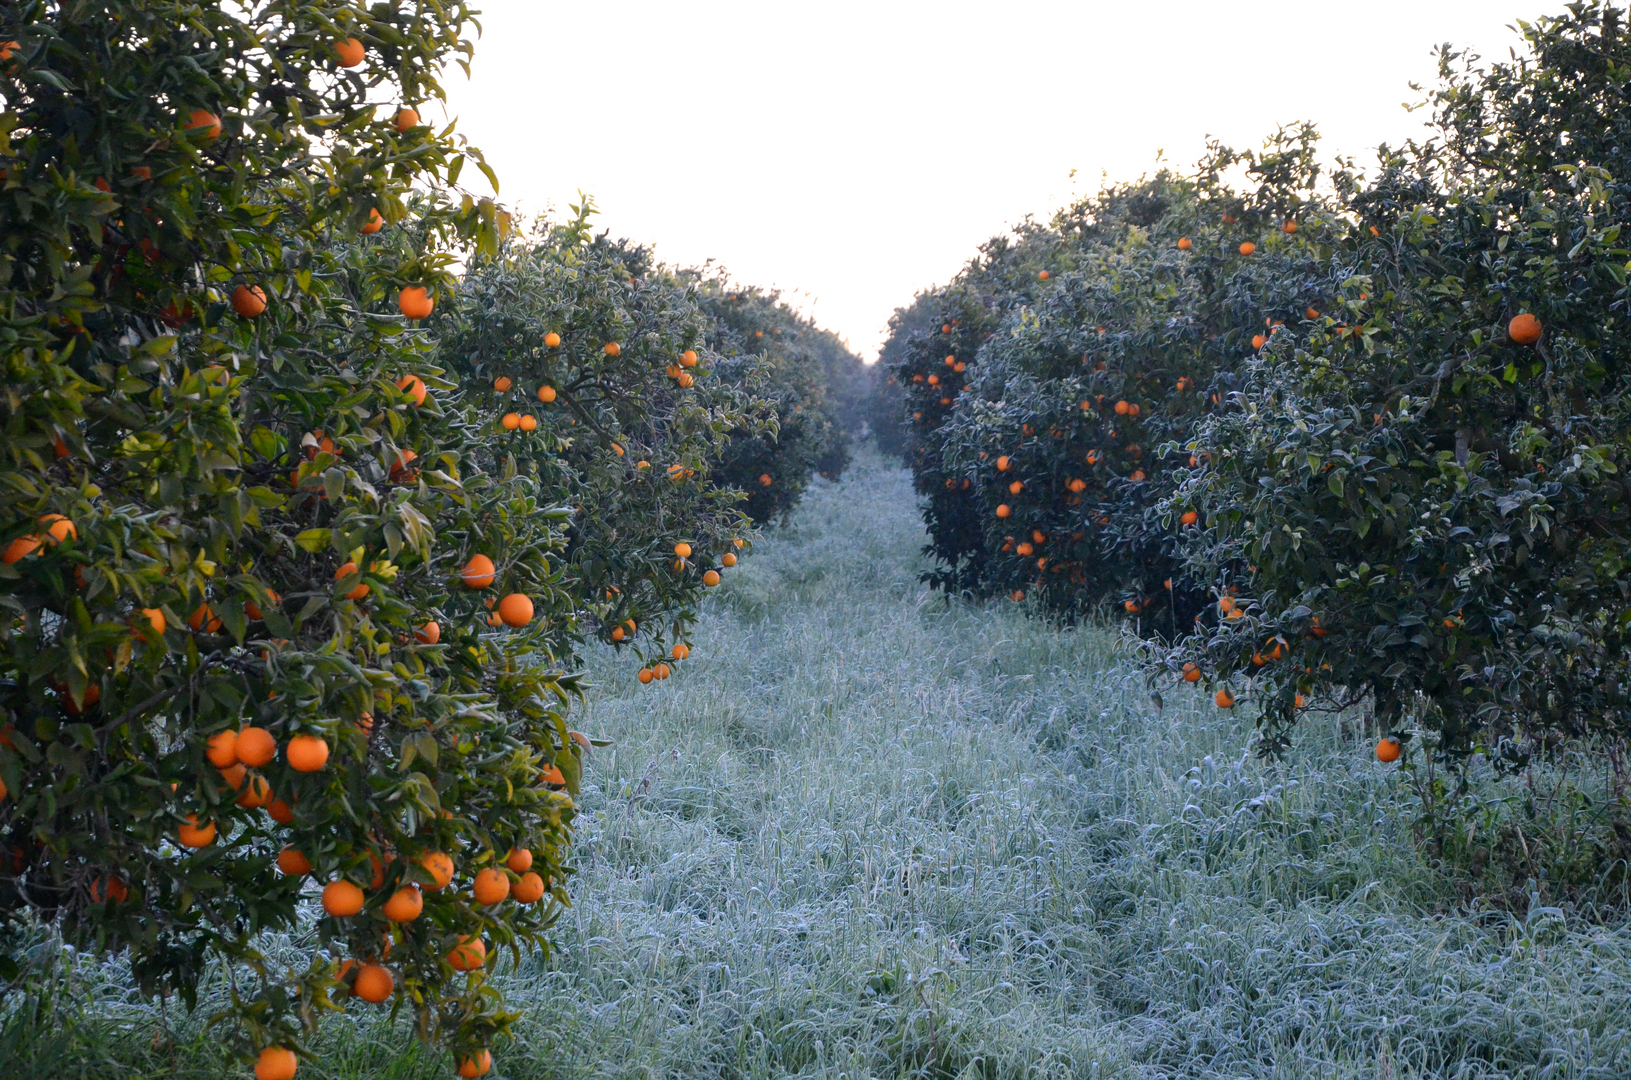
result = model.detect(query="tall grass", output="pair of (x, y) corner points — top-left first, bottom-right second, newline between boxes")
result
(6, 447), (1631, 1078)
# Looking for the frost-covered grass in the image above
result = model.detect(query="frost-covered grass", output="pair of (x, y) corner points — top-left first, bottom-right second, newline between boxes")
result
(7, 446), (1631, 1079)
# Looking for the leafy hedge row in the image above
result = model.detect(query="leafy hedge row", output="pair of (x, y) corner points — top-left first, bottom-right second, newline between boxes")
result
(883, 3), (1631, 766)
(0, 4), (856, 1078)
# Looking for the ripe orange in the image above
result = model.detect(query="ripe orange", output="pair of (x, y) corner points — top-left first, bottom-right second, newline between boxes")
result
(638, 668), (654, 685)
(235, 774), (271, 809)
(267, 798), (295, 824)
(415, 621), (441, 644)
(1038, 270), (1050, 280)
(447, 936), (486, 971)
(322, 880), (365, 917)
(178, 815), (216, 848)
(235, 726), (276, 767)
(277, 847), (312, 876)
(1238, 242), (1255, 256)
(352, 962), (393, 1003)
(360, 208), (384, 235)
(1177, 237), (1192, 250)
(497, 594), (533, 627)
(189, 603), (222, 633)
(721, 552), (737, 567)
(382, 885), (424, 922)
(286, 734), (329, 773)
(537, 384), (556, 403)
(245, 590), (280, 620)
(90, 875), (129, 903)
(655, 663), (672, 680)
(545, 332), (561, 348)
(397, 287), (434, 320)
(335, 562), (369, 601)
(674, 542), (692, 558)
(493, 376), (512, 392)
(395, 372), (428, 405)
(681, 350), (698, 367)
(758, 474), (772, 487)
(671, 643), (690, 660)
(1008, 480), (1023, 495)
(1252, 334), (1266, 350)
(205, 729), (239, 768)
(512, 871), (546, 904)
(417, 851), (455, 891)
(1, 535), (40, 563)
(255, 1047), (298, 1080)
(394, 106), (420, 132)
(1214, 688), (1235, 709)
(501, 412), (521, 431)
(1376, 737), (1402, 763)
(603, 342), (620, 357)
(185, 109), (222, 141)
(472, 867), (510, 905)
(996, 504), (1011, 518)
(1508, 313), (1542, 345)
(1282, 220), (1298, 234)
(1182, 662), (1201, 683)
(461, 555), (496, 588)
(389, 449), (418, 481)
(677, 372), (694, 388)
(996, 456), (1011, 471)
(231, 285), (267, 318)
(506, 848), (533, 873)
(1181, 510), (1198, 526)
(519, 415), (537, 432)
(333, 37), (365, 67)
(1011, 590), (1025, 602)
(703, 570), (721, 587)
(457, 1050), (493, 1078)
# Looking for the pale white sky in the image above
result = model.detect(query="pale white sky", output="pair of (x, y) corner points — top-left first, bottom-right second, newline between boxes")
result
(441, 1), (1545, 359)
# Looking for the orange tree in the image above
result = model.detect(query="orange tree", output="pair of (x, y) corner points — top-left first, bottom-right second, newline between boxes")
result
(884, 133), (1335, 621)
(0, 3), (580, 1077)
(433, 211), (766, 678)
(1162, 3), (1631, 763)
(691, 278), (862, 522)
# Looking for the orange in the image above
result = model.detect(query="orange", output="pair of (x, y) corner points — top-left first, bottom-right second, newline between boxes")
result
(1182, 662), (1201, 683)
(417, 851), (455, 891)
(382, 885), (424, 922)
(703, 570), (721, 587)
(1214, 688), (1235, 709)
(519, 415), (537, 432)
(231, 285), (268, 318)
(1181, 510), (1198, 526)
(674, 542), (692, 558)
(397, 287), (434, 320)
(1038, 270), (1050, 280)
(1252, 334), (1266, 350)
(457, 1050), (493, 1078)
(322, 880), (365, 917)
(90, 875), (129, 903)
(655, 663), (672, 680)
(352, 962), (393, 1003)
(1309, 616), (1327, 638)
(473, 867), (510, 905)
(1238, 242), (1255, 256)
(512, 871), (546, 904)
(603, 342), (621, 357)
(266, 799), (295, 824)
(189, 603), (222, 633)
(1282, 220), (1299, 234)
(506, 848), (533, 873)
(255, 1047), (298, 1080)
(1011, 590), (1025, 602)
(245, 590), (280, 620)
(611, 625), (626, 642)
(204, 729), (239, 768)
(178, 815), (216, 848)
(1305, 307), (1320, 320)
(1177, 237), (1192, 250)
(185, 109), (222, 141)
(447, 936), (486, 971)
(389, 449), (418, 481)
(759, 474), (773, 487)
(416, 621), (441, 645)
(1295, 693), (1307, 708)
(333, 37), (365, 67)
(501, 412), (521, 431)
(235, 726), (277, 767)
(497, 593), (533, 627)
(996, 456), (1011, 471)
(1376, 737), (1402, 763)
(394, 106), (420, 132)
(235, 774), (271, 809)
(1218, 596), (1236, 614)
(1008, 480), (1023, 495)
(721, 552), (737, 567)
(395, 372), (428, 405)
(681, 350), (698, 367)
(277, 847), (312, 876)
(335, 562), (369, 601)
(671, 643), (690, 660)
(38, 515), (75, 544)
(537, 384), (556, 403)
(286, 734), (329, 773)
(545, 332), (561, 347)
(1508, 313), (1541, 345)
(461, 555), (496, 588)
(1, 535), (40, 563)
(360, 208), (384, 235)
(1123, 599), (1139, 613)
(493, 376), (512, 392)
(996, 504), (1011, 518)
(638, 668), (654, 685)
